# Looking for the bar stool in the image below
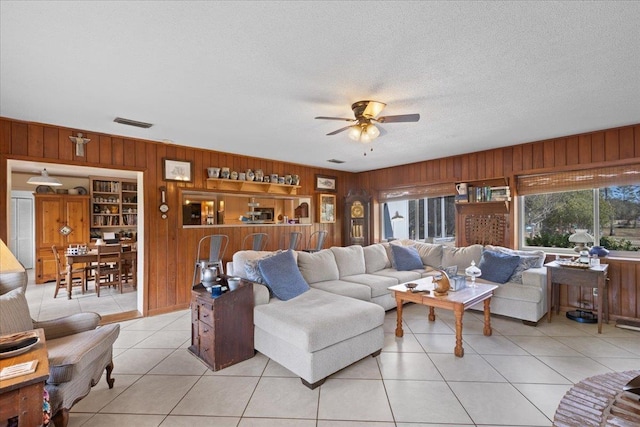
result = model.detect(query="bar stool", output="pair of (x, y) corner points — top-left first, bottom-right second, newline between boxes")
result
(193, 234), (229, 287)
(242, 233), (269, 251)
(306, 230), (328, 252)
(280, 231), (302, 250)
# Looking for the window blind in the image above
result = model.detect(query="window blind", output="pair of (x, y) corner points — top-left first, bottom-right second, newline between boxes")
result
(379, 182), (453, 201)
(517, 164), (640, 196)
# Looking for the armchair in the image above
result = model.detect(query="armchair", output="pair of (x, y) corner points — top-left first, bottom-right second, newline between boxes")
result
(1, 261), (120, 427)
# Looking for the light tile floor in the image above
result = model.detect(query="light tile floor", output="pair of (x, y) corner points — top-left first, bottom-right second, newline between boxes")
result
(26, 277), (640, 427)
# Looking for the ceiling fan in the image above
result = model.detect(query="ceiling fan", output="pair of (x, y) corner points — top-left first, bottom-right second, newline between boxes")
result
(315, 100), (420, 144)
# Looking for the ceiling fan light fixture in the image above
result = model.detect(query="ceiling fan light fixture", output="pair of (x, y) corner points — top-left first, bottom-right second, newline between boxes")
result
(27, 168), (63, 186)
(365, 123), (380, 139)
(348, 125), (362, 141)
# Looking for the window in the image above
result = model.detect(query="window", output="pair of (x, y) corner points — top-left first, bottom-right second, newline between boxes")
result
(382, 196), (455, 241)
(520, 166), (640, 254)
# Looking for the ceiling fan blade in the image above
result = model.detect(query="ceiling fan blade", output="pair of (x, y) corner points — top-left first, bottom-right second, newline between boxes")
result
(377, 126), (388, 138)
(315, 116), (356, 122)
(376, 113), (420, 123)
(326, 125), (354, 136)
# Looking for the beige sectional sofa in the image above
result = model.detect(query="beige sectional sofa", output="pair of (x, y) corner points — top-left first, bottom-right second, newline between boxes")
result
(228, 240), (547, 388)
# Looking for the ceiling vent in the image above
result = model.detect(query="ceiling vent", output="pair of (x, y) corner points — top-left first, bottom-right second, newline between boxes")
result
(327, 159), (345, 164)
(113, 117), (153, 129)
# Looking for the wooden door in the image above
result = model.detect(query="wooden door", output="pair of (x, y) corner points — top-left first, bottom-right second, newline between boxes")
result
(64, 196), (90, 245)
(35, 195), (64, 283)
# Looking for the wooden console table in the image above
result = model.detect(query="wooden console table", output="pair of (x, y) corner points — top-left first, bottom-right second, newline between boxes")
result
(0, 329), (49, 427)
(546, 261), (609, 333)
(188, 279), (254, 370)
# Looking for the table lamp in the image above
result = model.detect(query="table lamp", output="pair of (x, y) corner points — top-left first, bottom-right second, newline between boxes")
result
(569, 229), (594, 253)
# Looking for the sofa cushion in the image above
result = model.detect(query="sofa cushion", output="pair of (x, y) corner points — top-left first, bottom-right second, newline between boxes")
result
(297, 249), (339, 284)
(485, 245), (545, 268)
(308, 279), (372, 301)
(372, 268), (421, 283)
(253, 288), (384, 353)
(413, 242), (444, 268)
(390, 245), (424, 271)
(442, 244), (483, 271)
(508, 255), (542, 284)
(232, 250), (277, 280)
(341, 274), (398, 298)
(478, 249), (520, 284)
(363, 244), (390, 273)
(258, 250), (309, 301)
(331, 246), (366, 277)
(245, 251), (283, 284)
(0, 287), (33, 335)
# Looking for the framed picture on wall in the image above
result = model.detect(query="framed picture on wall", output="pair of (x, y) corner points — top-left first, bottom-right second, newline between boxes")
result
(315, 174), (337, 192)
(319, 194), (336, 223)
(163, 158), (193, 182)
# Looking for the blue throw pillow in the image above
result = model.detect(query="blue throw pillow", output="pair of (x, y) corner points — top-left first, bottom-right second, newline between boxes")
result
(258, 250), (309, 301)
(477, 249), (520, 284)
(390, 245), (424, 271)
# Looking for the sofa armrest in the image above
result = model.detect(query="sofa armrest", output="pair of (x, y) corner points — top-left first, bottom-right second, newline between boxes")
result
(34, 312), (101, 340)
(521, 267), (547, 289)
(253, 282), (270, 306)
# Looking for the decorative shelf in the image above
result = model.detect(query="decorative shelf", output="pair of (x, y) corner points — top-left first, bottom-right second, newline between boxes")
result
(455, 200), (509, 214)
(206, 178), (300, 195)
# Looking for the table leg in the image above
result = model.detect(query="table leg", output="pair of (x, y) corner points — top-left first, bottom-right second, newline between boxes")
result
(483, 298), (493, 336)
(454, 306), (464, 357)
(547, 272), (553, 322)
(597, 278), (603, 334)
(65, 262), (73, 300)
(395, 295), (404, 337)
(428, 306), (435, 322)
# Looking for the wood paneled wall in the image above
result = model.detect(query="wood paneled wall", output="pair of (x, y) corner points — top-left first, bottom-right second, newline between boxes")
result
(2, 117), (640, 320)
(0, 117), (355, 315)
(357, 123), (640, 320)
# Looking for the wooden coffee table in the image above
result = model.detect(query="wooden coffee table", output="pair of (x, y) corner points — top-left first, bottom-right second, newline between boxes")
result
(389, 277), (497, 357)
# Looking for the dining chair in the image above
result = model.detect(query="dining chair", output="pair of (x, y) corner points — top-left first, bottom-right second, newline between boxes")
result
(95, 244), (123, 296)
(306, 230), (328, 252)
(193, 234), (229, 287)
(280, 231), (303, 250)
(242, 233), (269, 251)
(52, 245), (86, 298)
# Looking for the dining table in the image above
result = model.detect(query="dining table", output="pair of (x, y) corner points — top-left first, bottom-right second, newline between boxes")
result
(64, 248), (137, 299)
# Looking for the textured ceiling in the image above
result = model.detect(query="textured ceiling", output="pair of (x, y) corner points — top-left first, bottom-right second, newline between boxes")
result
(1, 1), (639, 173)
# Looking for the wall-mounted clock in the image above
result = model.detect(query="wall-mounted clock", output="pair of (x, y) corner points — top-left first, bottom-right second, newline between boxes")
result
(159, 186), (169, 219)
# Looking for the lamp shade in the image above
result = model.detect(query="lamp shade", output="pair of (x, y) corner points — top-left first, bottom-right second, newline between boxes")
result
(569, 229), (594, 243)
(391, 211), (404, 221)
(27, 169), (62, 186)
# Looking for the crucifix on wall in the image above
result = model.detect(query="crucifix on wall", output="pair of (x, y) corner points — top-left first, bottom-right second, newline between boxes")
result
(69, 132), (90, 156)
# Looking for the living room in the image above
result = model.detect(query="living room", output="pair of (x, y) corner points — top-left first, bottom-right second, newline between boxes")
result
(1, 2), (639, 426)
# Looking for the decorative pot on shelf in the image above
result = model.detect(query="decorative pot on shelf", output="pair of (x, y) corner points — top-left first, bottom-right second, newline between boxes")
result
(292, 174), (300, 185)
(246, 169), (255, 181)
(221, 167), (230, 179)
(589, 246), (609, 257)
(255, 169), (264, 182)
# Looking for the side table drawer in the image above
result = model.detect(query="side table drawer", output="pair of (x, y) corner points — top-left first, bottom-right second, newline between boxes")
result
(198, 320), (216, 367)
(197, 302), (214, 327)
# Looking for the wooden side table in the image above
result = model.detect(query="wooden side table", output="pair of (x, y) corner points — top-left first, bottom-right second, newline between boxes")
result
(188, 279), (254, 371)
(545, 261), (609, 333)
(0, 329), (49, 427)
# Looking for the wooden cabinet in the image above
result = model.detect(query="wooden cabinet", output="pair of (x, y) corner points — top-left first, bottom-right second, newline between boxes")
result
(454, 178), (511, 247)
(90, 177), (138, 238)
(35, 194), (90, 283)
(188, 281), (254, 371)
(344, 189), (371, 246)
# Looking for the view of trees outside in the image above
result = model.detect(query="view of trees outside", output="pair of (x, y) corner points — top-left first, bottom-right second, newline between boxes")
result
(523, 185), (640, 251)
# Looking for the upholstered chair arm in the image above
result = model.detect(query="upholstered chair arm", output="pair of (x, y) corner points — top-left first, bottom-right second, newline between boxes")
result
(253, 282), (270, 306)
(34, 312), (101, 340)
(521, 267), (547, 290)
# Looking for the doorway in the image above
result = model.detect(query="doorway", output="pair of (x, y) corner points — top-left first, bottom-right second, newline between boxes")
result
(6, 159), (145, 319)
(10, 190), (34, 269)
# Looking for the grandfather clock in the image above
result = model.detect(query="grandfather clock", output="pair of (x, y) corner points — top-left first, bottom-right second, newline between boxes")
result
(344, 189), (371, 246)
